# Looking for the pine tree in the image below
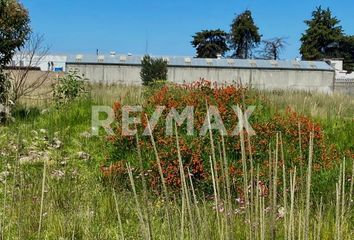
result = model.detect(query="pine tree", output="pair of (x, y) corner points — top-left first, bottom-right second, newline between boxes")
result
(191, 29), (229, 58)
(300, 6), (343, 60)
(229, 10), (261, 59)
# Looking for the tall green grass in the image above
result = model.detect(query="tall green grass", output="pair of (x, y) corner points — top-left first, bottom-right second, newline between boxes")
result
(0, 85), (352, 239)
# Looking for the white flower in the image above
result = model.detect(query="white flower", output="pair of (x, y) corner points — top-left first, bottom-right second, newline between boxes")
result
(39, 129), (47, 134)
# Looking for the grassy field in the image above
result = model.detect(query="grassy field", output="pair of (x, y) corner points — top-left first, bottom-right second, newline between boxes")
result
(0, 83), (353, 239)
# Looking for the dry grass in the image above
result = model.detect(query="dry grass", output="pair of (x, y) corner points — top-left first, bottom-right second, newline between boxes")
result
(0, 83), (353, 239)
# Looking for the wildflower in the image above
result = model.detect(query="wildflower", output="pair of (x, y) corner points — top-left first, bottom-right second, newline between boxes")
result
(51, 170), (65, 180)
(39, 129), (47, 135)
(80, 131), (91, 138)
(277, 207), (285, 220)
(264, 206), (271, 213)
(51, 138), (62, 149)
(78, 151), (90, 161)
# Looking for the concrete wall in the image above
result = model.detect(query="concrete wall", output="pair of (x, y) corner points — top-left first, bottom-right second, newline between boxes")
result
(4, 70), (64, 99)
(68, 64), (142, 85)
(66, 63), (335, 93)
(334, 80), (354, 95)
(168, 66), (334, 92)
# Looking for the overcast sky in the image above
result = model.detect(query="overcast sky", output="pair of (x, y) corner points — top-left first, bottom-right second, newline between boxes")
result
(21, 0), (354, 59)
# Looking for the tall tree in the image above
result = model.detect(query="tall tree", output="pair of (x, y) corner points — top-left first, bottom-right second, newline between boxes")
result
(261, 37), (287, 60)
(0, 0), (31, 67)
(229, 10), (261, 59)
(0, 0), (30, 122)
(191, 29), (229, 58)
(300, 6), (344, 60)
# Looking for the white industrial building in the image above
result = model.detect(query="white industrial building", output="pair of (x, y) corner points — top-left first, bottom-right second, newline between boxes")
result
(66, 54), (335, 93)
(8, 53), (354, 94)
(10, 54), (67, 71)
(326, 59), (354, 95)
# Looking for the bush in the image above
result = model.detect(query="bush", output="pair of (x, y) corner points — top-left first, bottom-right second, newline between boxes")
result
(53, 72), (88, 106)
(140, 55), (168, 86)
(103, 80), (344, 195)
(0, 71), (11, 123)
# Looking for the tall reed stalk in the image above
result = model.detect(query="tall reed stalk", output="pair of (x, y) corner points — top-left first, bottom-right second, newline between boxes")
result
(304, 132), (314, 240)
(37, 162), (47, 239)
(135, 132), (152, 239)
(127, 163), (149, 239)
(175, 122), (195, 239)
(145, 115), (174, 239)
(112, 190), (125, 240)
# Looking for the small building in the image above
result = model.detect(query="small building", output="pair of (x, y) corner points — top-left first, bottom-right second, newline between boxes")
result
(66, 54), (335, 93)
(10, 55), (67, 72)
(325, 58), (354, 95)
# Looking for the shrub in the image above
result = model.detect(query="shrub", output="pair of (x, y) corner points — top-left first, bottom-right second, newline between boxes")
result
(0, 71), (11, 123)
(140, 55), (168, 86)
(103, 80), (344, 195)
(53, 72), (88, 105)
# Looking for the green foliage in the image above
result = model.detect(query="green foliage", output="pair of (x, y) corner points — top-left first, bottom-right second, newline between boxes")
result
(300, 6), (354, 71)
(0, 86), (353, 238)
(0, 70), (10, 123)
(107, 81), (348, 197)
(339, 36), (354, 72)
(229, 10), (261, 59)
(0, 0), (31, 67)
(53, 72), (88, 106)
(191, 29), (229, 58)
(140, 55), (168, 86)
(11, 105), (41, 121)
(300, 6), (344, 60)
(0, 70), (9, 103)
(0, 0), (30, 122)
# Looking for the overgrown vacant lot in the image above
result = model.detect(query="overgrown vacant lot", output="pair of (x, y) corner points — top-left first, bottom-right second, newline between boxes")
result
(0, 82), (353, 239)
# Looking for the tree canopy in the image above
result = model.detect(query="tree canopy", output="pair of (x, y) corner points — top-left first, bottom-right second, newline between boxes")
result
(300, 6), (354, 71)
(140, 55), (168, 86)
(229, 10), (261, 59)
(0, 0), (31, 67)
(300, 6), (343, 60)
(191, 29), (229, 58)
(339, 36), (354, 71)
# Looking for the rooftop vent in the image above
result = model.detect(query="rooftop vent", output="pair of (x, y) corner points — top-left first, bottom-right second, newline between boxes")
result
(270, 60), (278, 66)
(97, 55), (105, 63)
(75, 54), (83, 62)
(120, 55), (127, 62)
(206, 59), (213, 65)
(249, 60), (257, 67)
(292, 61), (301, 68)
(310, 63), (317, 69)
(184, 57), (191, 64)
(110, 51), (116, 56)
(227, 59), (235, 65)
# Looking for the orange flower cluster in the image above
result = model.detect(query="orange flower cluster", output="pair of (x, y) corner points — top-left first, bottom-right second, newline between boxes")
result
(101, 80), (343, 194)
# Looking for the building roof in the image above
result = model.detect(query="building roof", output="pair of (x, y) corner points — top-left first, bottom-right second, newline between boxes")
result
(67, 54), (334, 71)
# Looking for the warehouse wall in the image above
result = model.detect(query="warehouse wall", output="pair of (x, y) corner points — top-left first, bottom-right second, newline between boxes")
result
(66, 63), (335, 92)
(334, 81), (354, 95)
(67, 64), (142, 85)
(168, 66), (334, 92)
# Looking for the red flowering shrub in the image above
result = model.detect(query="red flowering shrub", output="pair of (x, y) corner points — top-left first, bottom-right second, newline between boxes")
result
(102, 80), (342, 195)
